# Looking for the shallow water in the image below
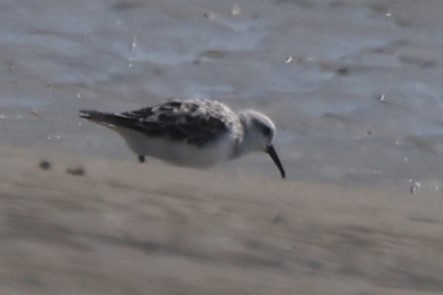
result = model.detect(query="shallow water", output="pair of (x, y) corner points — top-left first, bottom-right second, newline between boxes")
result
(2, 0), (443, 191)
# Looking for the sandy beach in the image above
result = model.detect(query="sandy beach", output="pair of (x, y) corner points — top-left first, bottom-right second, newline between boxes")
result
(0, 145), (442, 294)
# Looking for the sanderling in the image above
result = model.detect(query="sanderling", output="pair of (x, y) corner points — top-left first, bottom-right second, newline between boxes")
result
(79, 99), (285, 178)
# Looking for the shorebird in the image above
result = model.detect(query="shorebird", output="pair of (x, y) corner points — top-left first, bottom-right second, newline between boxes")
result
(80, 99), (285, 178)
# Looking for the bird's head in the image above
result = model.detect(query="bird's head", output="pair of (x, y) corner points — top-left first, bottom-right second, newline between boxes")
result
(238, 110), (285, 179)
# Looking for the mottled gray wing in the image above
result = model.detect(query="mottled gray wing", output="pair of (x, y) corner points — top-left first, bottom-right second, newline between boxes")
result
(118, 100), (230, 146)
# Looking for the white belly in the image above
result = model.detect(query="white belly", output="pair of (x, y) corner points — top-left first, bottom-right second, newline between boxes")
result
(113, 127), (234, 168)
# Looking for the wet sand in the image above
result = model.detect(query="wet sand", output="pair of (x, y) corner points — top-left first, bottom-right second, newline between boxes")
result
(1, 145), (442, 294)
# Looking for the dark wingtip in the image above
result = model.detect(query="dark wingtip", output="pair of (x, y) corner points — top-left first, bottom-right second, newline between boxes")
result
(78, 110), (124, 127)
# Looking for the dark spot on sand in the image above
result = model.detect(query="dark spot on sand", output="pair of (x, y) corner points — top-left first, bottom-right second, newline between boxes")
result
(335, 67), (349, 75)
(66, 166), (86, 176)
(38, 160), (51, 171)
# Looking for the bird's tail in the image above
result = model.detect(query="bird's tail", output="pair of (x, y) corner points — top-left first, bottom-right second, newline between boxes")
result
(79, 110), (122, 125)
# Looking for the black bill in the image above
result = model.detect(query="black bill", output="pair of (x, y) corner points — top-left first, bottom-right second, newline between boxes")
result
(266, 145), (286, 179)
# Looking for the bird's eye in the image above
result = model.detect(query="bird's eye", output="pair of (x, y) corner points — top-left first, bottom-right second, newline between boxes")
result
(262, 126), (272, 137)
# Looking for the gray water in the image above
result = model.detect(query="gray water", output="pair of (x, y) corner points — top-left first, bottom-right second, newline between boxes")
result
(2, 0), (443, 191)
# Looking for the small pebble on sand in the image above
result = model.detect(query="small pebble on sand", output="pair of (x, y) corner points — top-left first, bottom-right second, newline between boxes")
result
(66, 166), (86, 176)
(38, 160), (51, 171)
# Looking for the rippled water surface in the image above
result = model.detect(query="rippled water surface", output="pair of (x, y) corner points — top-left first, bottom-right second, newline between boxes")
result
(2, 0), (443, 190)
